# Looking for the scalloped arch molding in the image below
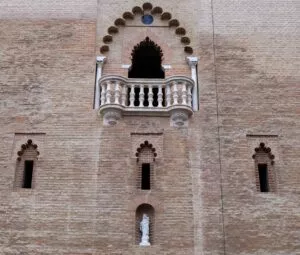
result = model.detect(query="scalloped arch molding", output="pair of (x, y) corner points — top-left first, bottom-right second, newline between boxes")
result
(100, 2), (193, 55)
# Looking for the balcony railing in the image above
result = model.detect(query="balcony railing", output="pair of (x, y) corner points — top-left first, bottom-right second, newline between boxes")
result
(98, 75), (195, 126)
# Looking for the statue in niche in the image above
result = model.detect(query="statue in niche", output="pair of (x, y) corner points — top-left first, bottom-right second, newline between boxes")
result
(139, 213), (150, 246)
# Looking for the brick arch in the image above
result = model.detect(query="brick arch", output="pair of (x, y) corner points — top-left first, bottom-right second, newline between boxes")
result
(252, 142), (276, 192)
(15, 139), (40, 189)
(128, 36), (165, 79)
(100, 3), (193, 55)
(16, 139), (39, 161)
(128, 194), (163, 213)
(135, 140), (157, 162)
(252, 142), (275, 165)
(135, 140), (157, 190)
(122, 29), (172, 66)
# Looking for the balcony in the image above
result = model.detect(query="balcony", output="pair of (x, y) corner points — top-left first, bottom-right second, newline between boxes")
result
(98, 75), (195, 127)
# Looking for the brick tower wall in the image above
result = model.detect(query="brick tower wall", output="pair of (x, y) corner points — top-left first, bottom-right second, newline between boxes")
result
(0, 1), (299, 255)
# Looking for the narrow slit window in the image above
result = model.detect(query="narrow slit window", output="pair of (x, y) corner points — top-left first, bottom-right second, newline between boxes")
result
(258, 164), (269, 192)
(141, 163), (150, 190)
(23, 160), (33, 189)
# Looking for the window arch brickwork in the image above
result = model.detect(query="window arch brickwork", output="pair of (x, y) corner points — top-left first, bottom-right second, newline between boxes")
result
(100, 4), (194, 55)
(15, 139), (39, 189)
(135, 141), (157, 190)
(252, 142), (276, 192)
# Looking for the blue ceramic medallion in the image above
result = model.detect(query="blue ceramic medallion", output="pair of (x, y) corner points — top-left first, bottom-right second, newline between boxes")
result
(142, 15), (154, 25)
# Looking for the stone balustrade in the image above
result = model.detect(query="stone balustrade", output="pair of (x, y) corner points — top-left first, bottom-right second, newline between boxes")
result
(98, 75), (195, 126)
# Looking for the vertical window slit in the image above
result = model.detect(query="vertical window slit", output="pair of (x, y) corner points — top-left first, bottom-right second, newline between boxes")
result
(258, 164), (269, 192)
(141, 163), (150, 190)
(23, 160), (33, 189)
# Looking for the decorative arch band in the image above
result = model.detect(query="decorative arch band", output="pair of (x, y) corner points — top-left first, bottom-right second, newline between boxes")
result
(100, 2), (193, 55)
(135, 140), (157, 162)
(17, 139), (40, 161)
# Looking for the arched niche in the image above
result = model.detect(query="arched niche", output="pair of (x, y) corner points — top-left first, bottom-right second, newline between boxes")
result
(135, 203), (155, 245)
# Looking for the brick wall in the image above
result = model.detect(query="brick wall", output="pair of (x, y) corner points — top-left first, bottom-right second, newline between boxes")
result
(212, 0), (299, 254)
(0, 0), (299, 254)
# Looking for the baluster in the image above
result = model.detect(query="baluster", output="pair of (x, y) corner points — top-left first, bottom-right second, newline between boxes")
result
(129, 84), (135, 107)
(166, 84), (171, 107)
(187, 84), (192, 107)
(148, 85), (153, 107)
(121, 84), (127, 106)
(182, 82), (187, 105)
(139, 85), (145, 107)
(114, 82), (121, 104)
(172, 82), (178, 105)
(158, 85), (163, 107)
(100, 82), (107, 105)
(106, 82), (112, 104)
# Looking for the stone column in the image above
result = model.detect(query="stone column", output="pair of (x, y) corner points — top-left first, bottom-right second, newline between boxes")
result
(186, 56), (199, 111)
(94, 56), (106, 109)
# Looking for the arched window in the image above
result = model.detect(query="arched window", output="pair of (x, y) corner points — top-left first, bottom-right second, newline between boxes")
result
(135, 141), (157, 190)
(128, 37), (165, 79)
(15, 139), (39, 189)
(135, 203), (155, 245)
(128, 38), (166, 107)
(252, 143), (276, 192)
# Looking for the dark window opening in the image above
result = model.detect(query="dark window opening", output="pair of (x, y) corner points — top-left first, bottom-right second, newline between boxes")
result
(128, 37), (165, 79)
(127, 87), (131, 106)
(23, 160), (33, 189)
(144, 88), (149, 106)
(153, 88), (158, 107)
(134, 87), (140, 106)
(141, 163), (150, 190)
(258, 164), (269, 192)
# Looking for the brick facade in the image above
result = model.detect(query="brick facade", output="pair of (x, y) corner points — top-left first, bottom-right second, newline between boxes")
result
(0, 1), (299, 254)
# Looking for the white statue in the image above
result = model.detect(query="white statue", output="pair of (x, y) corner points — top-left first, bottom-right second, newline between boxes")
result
(139, 213), (150, 246)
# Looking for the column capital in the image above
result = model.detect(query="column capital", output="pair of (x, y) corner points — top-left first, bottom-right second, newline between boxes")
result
(96, 56), (107, 65)
(186, 56), (199, 67)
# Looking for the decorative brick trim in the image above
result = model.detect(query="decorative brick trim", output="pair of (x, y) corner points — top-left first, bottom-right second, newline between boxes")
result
(100, 4), (194, 56)
(246, 134), (278, 138)
(135, 141), (156, 190)
(16, 139), (39, 161)
(135, 140), (157, 162)
(252, 143), (276, 192)
(14, 139), (40, 189)
(128, 195), (163, 213)
(131, 132), (163, 158)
